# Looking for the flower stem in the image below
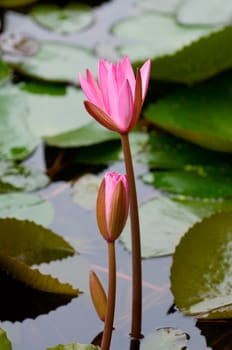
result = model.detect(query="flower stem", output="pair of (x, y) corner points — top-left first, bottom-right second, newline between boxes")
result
(121, 133), (142, 339)
(101, 242), (116, 350)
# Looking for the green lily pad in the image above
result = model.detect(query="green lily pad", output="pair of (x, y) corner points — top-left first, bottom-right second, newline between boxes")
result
(138, 132), (232, 169)
(44, 121), (120, 148)
(71, 173), (101, 210)
(0, 193), (54, 227)
(0, 160), (49, 192)
(171, 211), (232, 319)
(0, 0), (38, 7)
(113, 12), (214, 62)
(0, 60), (12, 85)
(120, 196), (232, 257)
(0, 329), (12, 350)
(14, 41), (98, 84)
(0, 218), (75, 265)
(140, 328), (189, 350)
(144, 72), (232, 152)
(0, 84), (38, 160)
(48, 344), (100, 350)
(135, 0), (183, 14)
(177, 0), (232, 26)
(30, 3), (94, 34)
(19, 82), (91, 138)
(0, 251), (79, 296)
(142, 166), (232, 198)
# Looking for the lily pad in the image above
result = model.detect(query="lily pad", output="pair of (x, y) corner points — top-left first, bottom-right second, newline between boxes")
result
(0, 193), (54, 227)
(0, 251), (79, 296)
(0, 84), (38, 160)
(142, 166), (232, 198)
(71, 173), (101, 210)
(19, 82), (91, 138)
(177, 0), (232, 26)
(141, 327), (189, 350)
(0, 0), (38, 7)
(113, 12), (214, 62)
(0, 160), (49, 192)
(0, 329), (12, 350)
(48, 344), (100, 350)
(44, 121), (120, 148)
(144, 72), (232, 152)
(0, 218), (75, 265)
(134, 0), (183, 14)
(138, 132), (232, 169)
(120, 196), (232, 257)
(171, 211), (232, 319)
(0, 59), (12, 85)
(30, 3), (94, 34)
(13, 41), (98, 84)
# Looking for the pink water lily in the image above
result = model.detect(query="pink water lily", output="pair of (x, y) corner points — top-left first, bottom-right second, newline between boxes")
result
(79, 56), (151, 134)
(96, 172), (129, 242)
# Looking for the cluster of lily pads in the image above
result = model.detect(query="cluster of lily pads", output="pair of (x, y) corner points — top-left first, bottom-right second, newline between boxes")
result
(0, 0), (232, 349)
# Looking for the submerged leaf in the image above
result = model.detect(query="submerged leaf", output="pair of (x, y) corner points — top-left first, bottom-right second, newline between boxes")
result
(0, 59), (12, 85)
(0, 218), (75, 265)
(120, 196), (232, 257)
(171, 211), (232, 319)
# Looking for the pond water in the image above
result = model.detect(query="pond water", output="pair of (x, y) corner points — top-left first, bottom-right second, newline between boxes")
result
(0, 0), (227, 349)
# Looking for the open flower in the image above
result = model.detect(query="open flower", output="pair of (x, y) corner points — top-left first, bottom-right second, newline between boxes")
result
(96, 172), (129, 242)
(79, 56), (151, 134)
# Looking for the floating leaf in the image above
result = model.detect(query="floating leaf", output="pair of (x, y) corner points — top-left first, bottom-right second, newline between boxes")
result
(134, 0), (183, 14)
(138, 132), (232, 169)
(177, 0), (232, 26)
(0, 218), (75, 265)
(0, 84), (38, 160)
(171, 211), (232, 319)
(0, 160), (49, 192)
(0, 0), (38, 7)
(30, 3), (94, 34)
(0, 193), (54, 227)
(144, 72), (232, 152)
(142, 166), (232, 198)
(0, 251), (79, 295)
(140, 327), (189, 350)
(48, 343), (100, 350)
(0, 59), (12, 85)
(0, 328), (12, 350)
(113, 12), (214, 62)
(19, 82), (91, 138)
(120, 196), (232, 257)
(71, 174), (101, 210)
(13, 41), (98, 84)
(44, 121), (120, 148)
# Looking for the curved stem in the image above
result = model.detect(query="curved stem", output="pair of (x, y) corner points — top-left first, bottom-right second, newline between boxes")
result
(101, 242), (116, 350)
(121, 133), (142, 339)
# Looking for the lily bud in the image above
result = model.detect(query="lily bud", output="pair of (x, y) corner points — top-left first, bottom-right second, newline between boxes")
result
(96, 172), (129, 242)
(89, 271), (107, 322)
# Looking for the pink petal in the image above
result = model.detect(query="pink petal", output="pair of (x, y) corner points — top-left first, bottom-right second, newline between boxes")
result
(107, 64), (120, 125)
(121, 56), (136, 97)
(118, 79), (134, 133)
(98, 60), (110, 112)
(86, 70), (106, 110)
(140, 59), (151, 101)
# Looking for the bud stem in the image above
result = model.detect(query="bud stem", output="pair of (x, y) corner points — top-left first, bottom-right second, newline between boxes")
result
(101, 241), (116, 350)
(121, 132), (142, 339)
